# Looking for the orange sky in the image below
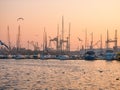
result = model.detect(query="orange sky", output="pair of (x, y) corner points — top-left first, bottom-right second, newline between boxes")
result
(0, 0), (120, 50)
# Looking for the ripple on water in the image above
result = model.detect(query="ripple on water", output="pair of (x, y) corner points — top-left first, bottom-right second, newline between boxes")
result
(0, 59), (120, 89)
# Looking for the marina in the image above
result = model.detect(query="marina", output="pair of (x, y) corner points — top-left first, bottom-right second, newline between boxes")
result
(1, 0), (120, 89)
(0, 17), (120, 61)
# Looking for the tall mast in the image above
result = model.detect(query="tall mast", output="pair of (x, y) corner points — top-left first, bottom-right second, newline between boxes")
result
(90, 32), (93, 49)
(62, 16), (64, 51)
(114, 29), (117, 51)
(57, 24), (59, 51)
(106, 29), (109, 49)
(68, 22), (71, 52)
(45, 28), (47, 50)
(43, 28), (45, 52)
(44, 27), (47, 52)
(100, 34), (103, 53)
(115, 29), (117, 48)
(85, 29), (87, 52)
(7, 25), (11, 49)
(43, 27), (47, 51)
(16, 17), (24, 52)
(100, 34), (102, 49)
(16, 25), (21, 51)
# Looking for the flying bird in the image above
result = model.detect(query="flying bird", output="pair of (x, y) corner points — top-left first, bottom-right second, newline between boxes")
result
(17, 17), (24, 21)
(0, 40), (9, 49)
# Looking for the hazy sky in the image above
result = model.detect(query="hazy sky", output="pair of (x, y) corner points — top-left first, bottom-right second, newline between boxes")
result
(0, 0), (120, 50)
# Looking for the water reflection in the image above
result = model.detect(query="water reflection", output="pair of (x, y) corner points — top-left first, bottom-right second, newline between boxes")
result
(0, 59), (120, 90)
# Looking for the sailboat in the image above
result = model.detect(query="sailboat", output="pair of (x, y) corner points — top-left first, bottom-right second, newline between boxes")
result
(83, 32), (96, 60)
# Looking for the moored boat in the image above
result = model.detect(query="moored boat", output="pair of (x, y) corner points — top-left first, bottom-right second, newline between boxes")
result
(57, 55), (70, 60)
(115, 52), (120, 60)
(84, 50), (96, 60)
(103, 50), (115, 60)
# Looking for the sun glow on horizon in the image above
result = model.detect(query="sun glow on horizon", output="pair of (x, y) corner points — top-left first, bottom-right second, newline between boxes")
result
(0, 0), (120, 50)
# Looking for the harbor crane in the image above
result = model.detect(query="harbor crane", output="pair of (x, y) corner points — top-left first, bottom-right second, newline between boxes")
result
(106, 30), (117, 51)
(60, 37), (69, 51)
(49, 36), (58, 49)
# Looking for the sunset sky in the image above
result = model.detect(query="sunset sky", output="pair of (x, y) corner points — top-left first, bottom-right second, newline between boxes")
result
(0, 0), (120, 50)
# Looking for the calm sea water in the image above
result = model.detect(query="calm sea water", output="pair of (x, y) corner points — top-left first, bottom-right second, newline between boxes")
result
(0, 59), (120, 90)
